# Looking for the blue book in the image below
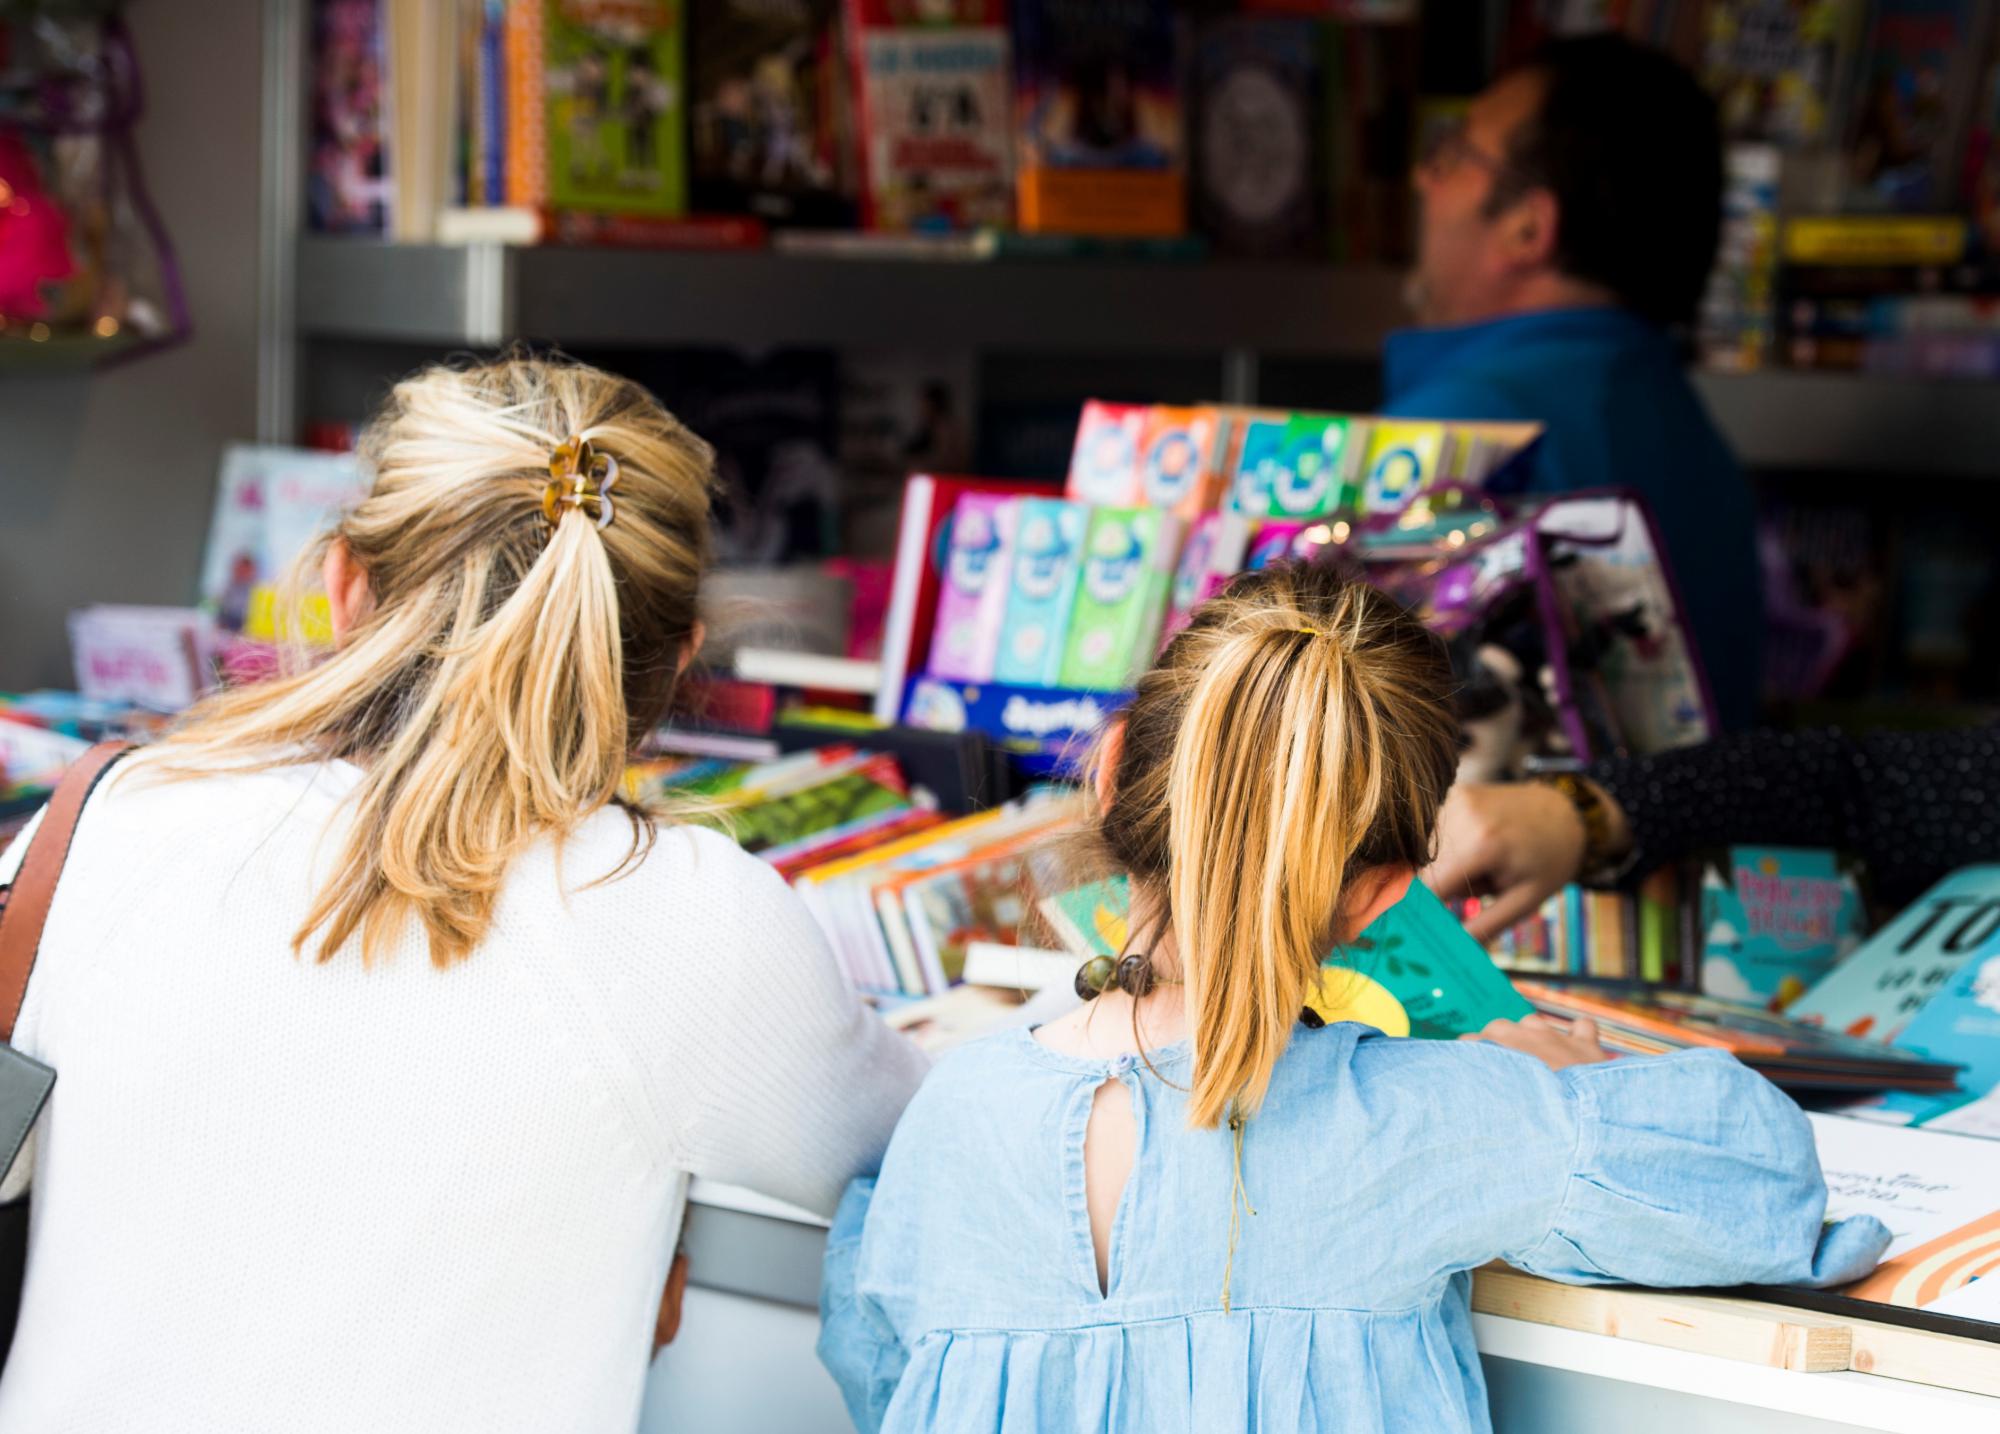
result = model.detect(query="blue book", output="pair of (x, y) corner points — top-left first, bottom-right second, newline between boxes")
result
(1860, 939), (2000, 1132)
(994, 498), (1086, 686)
(1699, 847), (1864, 1011)
(1789, 866), (2000, 1044)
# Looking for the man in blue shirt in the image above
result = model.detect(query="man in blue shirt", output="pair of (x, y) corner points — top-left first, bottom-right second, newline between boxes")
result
(1386, 34), (1761, 730)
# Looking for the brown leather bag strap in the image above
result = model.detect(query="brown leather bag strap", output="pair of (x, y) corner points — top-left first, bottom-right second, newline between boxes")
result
(0, 742), (131, 1043)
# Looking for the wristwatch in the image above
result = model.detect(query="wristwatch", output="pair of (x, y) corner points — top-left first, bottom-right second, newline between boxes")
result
(1536, 771), (1632, 885)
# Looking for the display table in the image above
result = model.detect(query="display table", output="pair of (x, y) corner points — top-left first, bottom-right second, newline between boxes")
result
(640, 1184), (2000, 1434)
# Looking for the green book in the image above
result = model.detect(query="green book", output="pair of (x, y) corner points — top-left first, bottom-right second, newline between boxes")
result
(546, 1), (686, 216)
(1038, 875), (1530, 1038)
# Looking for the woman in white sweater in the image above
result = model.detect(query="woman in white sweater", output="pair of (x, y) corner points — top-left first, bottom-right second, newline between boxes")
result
(0, 356), (927, 1432)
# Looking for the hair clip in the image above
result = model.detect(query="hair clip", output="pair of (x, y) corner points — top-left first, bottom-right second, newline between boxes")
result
(543, 436), (619, 531)
(1292, 627), (1324, 639)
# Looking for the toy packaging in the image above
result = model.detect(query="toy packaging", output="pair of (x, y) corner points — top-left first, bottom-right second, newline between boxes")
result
(1136, 406), (1230, 522)
(1011, 0), (1187, 235)
(1227, 413), (1368, 519)
(994, 497), (1087, 685)
(927, 493), (1018, 682)
(1360, 421), (1447, 512)
(846, 0), (1013, 232)
(1057, 506), (1181, 690)
(1161, 509), (1253, 644)
(1065, 400), (1148, 506)
(1244, 519), (1306, 571)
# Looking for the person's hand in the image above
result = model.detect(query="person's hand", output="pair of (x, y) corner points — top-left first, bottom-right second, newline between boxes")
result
(1422, 782), (1619, 942)
(1460, 1014), (1613, 1071)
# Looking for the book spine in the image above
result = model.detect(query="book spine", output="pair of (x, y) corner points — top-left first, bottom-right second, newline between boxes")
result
(876, 476), (936, 722)
(504, 0), (547, 207)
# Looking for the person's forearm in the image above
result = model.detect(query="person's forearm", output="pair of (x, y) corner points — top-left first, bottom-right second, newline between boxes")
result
(1589, 725), (2000, 907)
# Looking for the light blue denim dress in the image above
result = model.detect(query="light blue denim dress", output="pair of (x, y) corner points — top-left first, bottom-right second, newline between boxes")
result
(818, 1022), (1890, 1433)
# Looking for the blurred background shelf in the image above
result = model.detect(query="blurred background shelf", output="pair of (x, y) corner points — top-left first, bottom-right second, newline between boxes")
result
(299, 239), (2000, 479)
(296, 238), (1408, 356)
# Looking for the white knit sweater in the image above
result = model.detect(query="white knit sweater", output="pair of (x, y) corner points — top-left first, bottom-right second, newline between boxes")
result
(0, 756), (927, 1432)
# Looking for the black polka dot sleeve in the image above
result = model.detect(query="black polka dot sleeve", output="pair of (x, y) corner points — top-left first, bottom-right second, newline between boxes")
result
(1588, 725), (2000, 908)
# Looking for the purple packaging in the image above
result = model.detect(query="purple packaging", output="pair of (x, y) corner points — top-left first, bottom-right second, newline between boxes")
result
(928, 494), (1019, 682)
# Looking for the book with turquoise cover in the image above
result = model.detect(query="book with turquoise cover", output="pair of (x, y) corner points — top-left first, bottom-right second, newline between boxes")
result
(1788, 866), (2000, 1043)
(1699, 846), (1864, 1011)
(1038, 875), (1530, 1038)
(1856, 938), (2000, 1131)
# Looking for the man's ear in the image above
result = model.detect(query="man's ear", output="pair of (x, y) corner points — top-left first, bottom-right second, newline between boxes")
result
(1093, 717), (1128, 811)
(1500, 187), (1560, 271)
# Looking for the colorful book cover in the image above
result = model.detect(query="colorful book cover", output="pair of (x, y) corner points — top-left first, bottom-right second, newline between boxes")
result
(928, 493), (1018, 682)
(1011, 0), (1186, 235)
(1703, 0), (1865, 147)
(505, 0), (550, 207)
(1361, 421), (1446, 512)
(308, 0), (392, 233)
(543, 0), (685, 214)
(1860, 939), (2000, 1132)
(1700, 847), (1865, 1010)
(1065, 400), (1148, 507)
(1845, 0), (1982, 212)
(1789, 866), (2000, 1042)
(688, 0), (852, 224)
(902, 843), (1036, 991)
(1227, 413), (1365, 519)
(705, 754), (911, 855)
(199, 446), (371, 636)
(1160, 509), (1252, 644)
(1056, 507), (1179, 691)
(1192, 15), (1322, 258)
(1137, 406), (1227, 521)
(848, 0), (1012, 232)
(994, 497), (1086, 686)
(1040, 875), (1531, 1038)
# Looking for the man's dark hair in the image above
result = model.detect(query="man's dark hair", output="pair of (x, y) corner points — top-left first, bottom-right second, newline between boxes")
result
(1489, 33), (1723, 328)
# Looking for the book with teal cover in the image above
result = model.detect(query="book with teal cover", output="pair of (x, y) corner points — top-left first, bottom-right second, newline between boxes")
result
(1858, 938), (2000, 1130)
(1037, 875), (1530, 1038)
(1787, 866), (2000, 1044)
(1699, 846), (1864, 1011)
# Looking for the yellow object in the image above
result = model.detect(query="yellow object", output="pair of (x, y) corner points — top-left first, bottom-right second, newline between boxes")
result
(1783, 216), (1967, 267)
(1305, 966), (1411, 1037)
(242, 586), (334, 646)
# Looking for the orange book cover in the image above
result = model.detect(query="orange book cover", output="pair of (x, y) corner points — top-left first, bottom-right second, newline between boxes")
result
(1844, 1207), (2000, 1309)
(505, 0), (548, 207)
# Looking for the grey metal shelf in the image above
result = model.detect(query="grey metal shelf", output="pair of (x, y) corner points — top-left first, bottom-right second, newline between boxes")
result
(1693, 369), (2000, 479)
(296, 238), (2000, 477)
(296, 236), (1408, 356)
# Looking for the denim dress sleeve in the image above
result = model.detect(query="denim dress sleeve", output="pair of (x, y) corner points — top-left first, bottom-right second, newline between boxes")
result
(818, 1178), (904, 1434)
(1504, 1047), (1890, 1290)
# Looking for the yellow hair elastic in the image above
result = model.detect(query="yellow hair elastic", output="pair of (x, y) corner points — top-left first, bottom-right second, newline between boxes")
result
(543, 436), (620, 531)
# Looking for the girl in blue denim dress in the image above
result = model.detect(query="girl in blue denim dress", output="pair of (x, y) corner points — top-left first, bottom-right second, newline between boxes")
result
(819, 566), (1888, 1434)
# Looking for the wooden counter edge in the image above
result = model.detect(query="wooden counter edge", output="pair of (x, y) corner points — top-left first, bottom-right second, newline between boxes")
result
(1846, 1313), (2000, 1399)
(1470, 1267), (1852, 1373)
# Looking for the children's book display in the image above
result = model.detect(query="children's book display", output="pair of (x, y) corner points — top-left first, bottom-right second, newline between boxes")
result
(200, 445), (372, 638)
(895, 400), (1542, 771)
(1010, 0), (1185, 236)
(1471, 868), (1695, 987)
(1848, 939), (2000, 1138)
(846, 0), (1012, 233)
(1698, 846), (1866, 1009)
(1039, 874), (1534, 1040)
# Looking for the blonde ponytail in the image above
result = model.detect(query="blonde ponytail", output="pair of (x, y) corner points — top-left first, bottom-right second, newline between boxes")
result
(151, 355), (715, 966)
(1082, 566), (1459, 1129)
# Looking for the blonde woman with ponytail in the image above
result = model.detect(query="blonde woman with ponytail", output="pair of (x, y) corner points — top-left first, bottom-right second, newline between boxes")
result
(0, 356), (925, 1433)
(819, 564), (1888, 1434)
